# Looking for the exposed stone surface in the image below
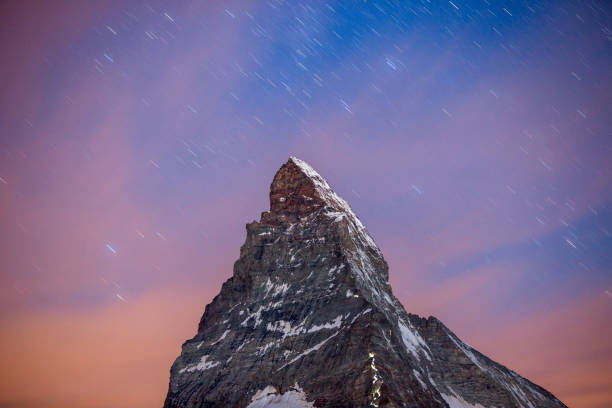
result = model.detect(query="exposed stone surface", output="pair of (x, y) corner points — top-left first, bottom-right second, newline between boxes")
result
(164, 157), (567, 408)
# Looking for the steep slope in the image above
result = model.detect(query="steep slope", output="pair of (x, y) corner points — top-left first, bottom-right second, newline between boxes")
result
(164, 157), (567, 408)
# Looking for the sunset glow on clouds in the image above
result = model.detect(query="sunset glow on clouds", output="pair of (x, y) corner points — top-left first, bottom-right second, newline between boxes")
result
(0, 1), (611, 407)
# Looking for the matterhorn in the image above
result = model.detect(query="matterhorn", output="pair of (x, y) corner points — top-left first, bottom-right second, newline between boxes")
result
(164, 157), (566, 408)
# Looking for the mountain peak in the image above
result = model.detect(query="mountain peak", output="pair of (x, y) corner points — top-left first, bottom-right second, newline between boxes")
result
(263, 156), (389, 288)
(267, 157), (328, 220)
(265, 157), (359, 226)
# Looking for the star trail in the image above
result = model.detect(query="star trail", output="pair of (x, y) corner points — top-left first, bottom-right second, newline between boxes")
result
(0, 1), (610, 407)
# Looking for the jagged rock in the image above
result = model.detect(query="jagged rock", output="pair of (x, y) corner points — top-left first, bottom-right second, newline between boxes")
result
(164, 157), (567, 408)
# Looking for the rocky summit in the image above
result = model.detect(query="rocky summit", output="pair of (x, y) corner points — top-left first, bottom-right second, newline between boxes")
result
(164, 157), (567, 408)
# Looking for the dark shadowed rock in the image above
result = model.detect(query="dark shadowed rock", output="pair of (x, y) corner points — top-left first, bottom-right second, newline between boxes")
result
(163, 157), (567, 408)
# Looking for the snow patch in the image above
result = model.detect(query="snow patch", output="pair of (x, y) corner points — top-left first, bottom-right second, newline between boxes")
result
(179, 355), (219, 374)
(307, 315), (343, 332)
(241, 301), (283, 328)
(257, 340), (278, 356)
(350, 307), (371, 323)
(398, 318), (431, 361)
(440, 387), (487, 408)
(211, 329), (230, 345)
(263, 278), (289, 298)
(266, 313), (342, 338)
(241, 306), (265, 327)
(267, 320), (306, 338)
(235, 339), (249, 353)
(277, 331), (339, 371)
(412, 369), (427, 390)
(447, 332), (486, 371)
(247, 383), (315, 408)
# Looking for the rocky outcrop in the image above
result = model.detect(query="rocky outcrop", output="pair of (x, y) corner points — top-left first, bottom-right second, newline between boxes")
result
(164, 157), (567, 408)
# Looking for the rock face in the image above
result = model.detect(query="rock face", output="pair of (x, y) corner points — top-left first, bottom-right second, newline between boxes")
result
(164, 157), (567, 408)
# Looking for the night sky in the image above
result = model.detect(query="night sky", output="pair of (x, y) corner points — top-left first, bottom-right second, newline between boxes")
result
(1, 1), (611, 407)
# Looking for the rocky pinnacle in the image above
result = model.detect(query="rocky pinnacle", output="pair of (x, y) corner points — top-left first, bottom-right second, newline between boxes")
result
(163, 157), (567, 408)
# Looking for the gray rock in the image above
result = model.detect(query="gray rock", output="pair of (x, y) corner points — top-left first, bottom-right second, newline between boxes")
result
(164, 157), (567, 408)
